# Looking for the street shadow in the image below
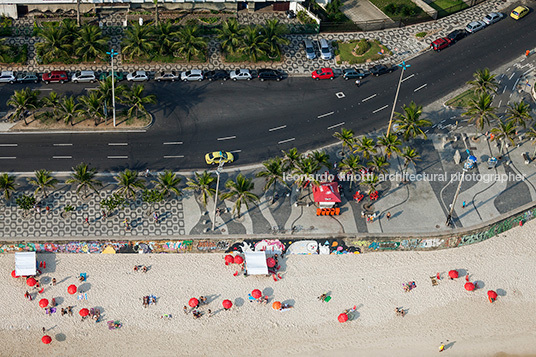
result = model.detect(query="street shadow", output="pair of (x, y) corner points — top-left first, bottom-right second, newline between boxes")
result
(78, 283), (91, 293)
(496, 288), (507, 296)
(54, 296), (64, 306)
(55, 333), (66, 342)
(444, 341), (456, 351)
(282, 298), (296, 306)
(37, 254), (57, 274)
(474, 280), (485, 289)
(263, 287), (274, 298)
(234, 297), (245, 307)
(205, 294), (220, 304)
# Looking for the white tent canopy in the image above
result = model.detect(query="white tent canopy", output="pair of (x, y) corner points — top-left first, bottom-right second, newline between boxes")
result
(245, 251), (268, 275)
(15, 252), (36, 276)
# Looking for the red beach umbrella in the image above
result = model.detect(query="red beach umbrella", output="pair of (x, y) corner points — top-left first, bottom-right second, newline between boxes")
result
(266, 258), (276, 268)
(222, 299), (233, 309)
(338, 313), (349, 323)
(487, 290), (498, 303)
(272, 301), (281, 310)
(448, 270), (459, 279)
(233, 255), (244, 265)
(188, 297), (199, 308)
(26, 277), (37, 287)
(67, 284), (77, 295)
(11, 270), (19, 278)
(251, 289), (262, 299)
(41, 335), (52, 344)
(79, 308), (89, 317)
(224, 255), (234, 265)
(39, 299), (49, 308)
(464, 282), (475, 291)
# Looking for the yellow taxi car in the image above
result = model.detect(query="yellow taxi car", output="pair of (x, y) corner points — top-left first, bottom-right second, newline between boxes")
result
(510, 5), (529, 20)
(205, 151), (234, 165)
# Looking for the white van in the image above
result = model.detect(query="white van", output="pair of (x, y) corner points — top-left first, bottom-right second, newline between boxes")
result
(319, 39), (332, 60)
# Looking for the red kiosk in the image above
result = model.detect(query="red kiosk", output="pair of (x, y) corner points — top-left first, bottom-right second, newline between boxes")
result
(313, 182), (342, 216)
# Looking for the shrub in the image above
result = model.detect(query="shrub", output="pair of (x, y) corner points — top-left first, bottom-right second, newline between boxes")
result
(415, 31), (427, 38)
(384, 3), (397, 15)
(297, 10), (316, 24)
(354, 39), (370, 55)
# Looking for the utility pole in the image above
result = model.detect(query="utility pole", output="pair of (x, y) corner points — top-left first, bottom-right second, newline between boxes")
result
(386, 61), (411, 137)
(106, 49), (119, 127)
(212, 160), (225, 232)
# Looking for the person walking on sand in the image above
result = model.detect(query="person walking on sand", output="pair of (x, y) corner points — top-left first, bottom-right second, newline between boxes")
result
(42, 327), (45, 334)
(386, 212), (391, 220)
(183, 306), (188, 314)
(439, 341), (445, 352)
(52, 277), (56, 286)
(465, 272), (470, 282)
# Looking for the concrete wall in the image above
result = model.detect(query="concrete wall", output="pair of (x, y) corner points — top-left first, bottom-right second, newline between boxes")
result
(0, 4), (17, 19)
(411, 0), (437, 20)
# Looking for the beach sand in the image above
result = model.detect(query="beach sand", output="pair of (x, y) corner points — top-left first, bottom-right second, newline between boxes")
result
(1, 221), (536, 357)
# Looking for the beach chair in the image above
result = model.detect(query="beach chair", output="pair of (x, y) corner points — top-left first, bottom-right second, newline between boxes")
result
(79, 273), (87, 281)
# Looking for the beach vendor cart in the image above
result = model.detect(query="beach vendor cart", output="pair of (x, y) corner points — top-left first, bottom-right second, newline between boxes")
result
(15, 252), (36, 277)
(244, 251), (269, 276)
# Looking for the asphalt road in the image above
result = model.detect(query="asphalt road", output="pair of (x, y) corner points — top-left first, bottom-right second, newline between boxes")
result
(1, 14), (535, 172)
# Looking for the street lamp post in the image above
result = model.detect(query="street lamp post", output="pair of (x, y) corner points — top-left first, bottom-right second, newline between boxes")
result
(106, 49), (119, 127)
(386, 61), (411, 136)
(445, 167), (466, 226)
(212, 161), (225, 232)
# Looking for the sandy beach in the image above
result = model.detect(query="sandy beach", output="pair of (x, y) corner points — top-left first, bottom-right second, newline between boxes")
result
(1, 221), (536, 357)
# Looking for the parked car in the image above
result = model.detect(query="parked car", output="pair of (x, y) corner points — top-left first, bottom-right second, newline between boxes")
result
(181, 69), (204, 82)
(155, 71), (179, 82)
(304, 39), (316, 60)
(230, 69), (252, 81)
(342, 68), (368, 80)
(319, 39), (332, 60)
(257, 69), (283, 81)
(42, 70), (68, 84)
(465, 21), (486, 33)
(446, 29), (468, 43)
(312, 68), (334, 80)
(204, 70), (230, 81)
(71, 70), (96, 83)
(126, 70), (149, 82)
(205, 151), (234, 165)
(430, 37), (452, 52)
(369, 64), (396, 76)
(0, 71), (16, 84)
(483, 12), (504, 25)
(16, 72), (39, 84)
(98, 71), (124, 81)
(510, 5), (529, 20)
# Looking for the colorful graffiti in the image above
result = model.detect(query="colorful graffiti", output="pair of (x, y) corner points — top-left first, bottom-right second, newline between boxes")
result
(196, 240), (229, 252)
(226, 238), (361, 255)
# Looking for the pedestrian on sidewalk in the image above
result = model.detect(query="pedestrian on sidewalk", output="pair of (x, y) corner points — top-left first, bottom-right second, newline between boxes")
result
(85, 217), (90, 226)
(462, 201), (466, 208)
(46, 206), (50, 215)
(355, 79), (361, 87)
(102, 210), (106, 220)
(124, 218), (130, 231)
(386, 212), (391, 220)
(145, 168), (150, 177)
(153, 212), (159, 224)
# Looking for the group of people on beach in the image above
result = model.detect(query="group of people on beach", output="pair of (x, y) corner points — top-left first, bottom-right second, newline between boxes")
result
(133, 265), (148, 273)
(142, 296), (157, 308)
(60, 306), (74, 317)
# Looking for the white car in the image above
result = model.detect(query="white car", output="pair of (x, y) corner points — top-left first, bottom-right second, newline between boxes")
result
(0, 71), (16, 84)
(180, 69), (204, 82)
(155, 71), (179, 82)
(465, 21), (486, 33)
(483, 12), (504, 25)
(230, 69), (252, 81)
(71, 70), (96, 83)
(126, 71), (149, 82)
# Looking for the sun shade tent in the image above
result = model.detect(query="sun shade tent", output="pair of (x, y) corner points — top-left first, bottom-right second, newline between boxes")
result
(313, 182), (341, 208)
(15, 252), (36, 277)
(245, 251), (268, 275)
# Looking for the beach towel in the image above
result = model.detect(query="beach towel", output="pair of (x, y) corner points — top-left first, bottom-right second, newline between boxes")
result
(247, 294), (256, 302)
(80, 273), (87, 281)
(324, 296), (331, 302)
(149, 295), (157, 305)
(78, 293), (88, 300)
(107, 321), (122, 330)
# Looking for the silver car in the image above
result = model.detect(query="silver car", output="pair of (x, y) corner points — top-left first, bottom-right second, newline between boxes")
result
(181, 69), (204, 82)
(483, 12), (504, 25)
(230, 69), (252, 81)
(465, 21), (486, 33)
(126, 70), (149, 82)
(155, 71), (179, 82)
(71, 70), (96, 83)
(0, 71), (16, 84)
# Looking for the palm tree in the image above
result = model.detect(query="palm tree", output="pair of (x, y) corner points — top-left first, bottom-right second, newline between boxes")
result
(153, 0), (160, 25)
(394, 101), (432, 141)
(367, 155), (390, 175)
(467, 68), (498, 94)
(216, 18), (243, 54)
(282, 147), (302, 173)
(6, 88), (40, 125)
(400, 147), (421, 178)
(491, 118), (517, 157)
(506, 100), (533, 130)
(121, 23), (156, 60)
(153, 170), (182, 198)
(57, 96), (81, 126)
(378, 133), (402, 159)
(172, 25), (207, 62)
(221, 174), (259, 218)
(76, 0), (81, 27)
(65, 162), (102, 198)
(292, 156), (321, 186)
(73, 25), (109, 62)
(185, 171), (216, 208)
(463, 92), (497, 131)
(310, 150), (331, 170)
(256, 157), (288, 203)
(78, 91), (104, 126)
(260, 19), (289, 57)
(333, 128), (355, 156)
(153, 21), (178, 55)
(40, 91), (61, 120)
(362, 173), (379, 195)
(338, 154), (363, 188)
(0, 38), (12, 63)
(27, 169), (58, 198)
(114, 169), (145, 199)
(0, 173), (16, 202)
(35, 23), (72, 63)
(353, 136), (377, 160)
(239, 25), (268, 62)
(120, 84), (157, 119)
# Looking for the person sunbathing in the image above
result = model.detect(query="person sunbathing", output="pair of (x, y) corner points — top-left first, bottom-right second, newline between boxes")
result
(318, 294), (327, 301)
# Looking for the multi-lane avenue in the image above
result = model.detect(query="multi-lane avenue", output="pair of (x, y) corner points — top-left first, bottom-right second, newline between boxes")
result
(0, 14), (535, 172)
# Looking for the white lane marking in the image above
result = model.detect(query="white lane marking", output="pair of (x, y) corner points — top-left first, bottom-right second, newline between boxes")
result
(53, 156), (72, 159)
(373, 105), (388, 114)
(107, 156), (128, 159)
(217, 135), (236, 141)
(502, 86), (507, 94)
(317, 111), (334, 119)
(508, 72), (515, 80)
(523, 67), (534, 76)
(40, 88), (53, 91)
(0, 143), (17, 147)
(278, 138), (295, 144)
(230, 150), (242, 153)
(414, 84), (427, 92)
(362, 94), (377, 102)
(498, 100), (502, 107)
(108, 143), (128, 146)
(53, 143), (72, 147)
(512, 78), (520, 90)
(0, 156), (16, 159)
(164, 155), (184, 158)
(327, 122), (345, 130)
(163, 141), (183, 145)
(269, 125), (287, 132)
(401, 74), (415, 82)
(85, 87), (98, 91)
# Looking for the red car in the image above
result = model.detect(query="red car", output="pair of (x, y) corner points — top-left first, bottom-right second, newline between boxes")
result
(312, 68), (334, 80)
(430, 37), (452, 52)
(42, 71), (68, 84)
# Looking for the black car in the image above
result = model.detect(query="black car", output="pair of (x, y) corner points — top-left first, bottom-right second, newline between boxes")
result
(204, 70), (230, 81)
(369, 64), (396, 76)
(446, 29), (468, 43)
(342, 68), (368, 80)
(16, 72), (40, 84)
(257, 69), (284, 81)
